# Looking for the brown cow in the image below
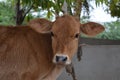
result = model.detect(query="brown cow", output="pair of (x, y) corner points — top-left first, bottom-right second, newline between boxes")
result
(0, 15), (104, 80)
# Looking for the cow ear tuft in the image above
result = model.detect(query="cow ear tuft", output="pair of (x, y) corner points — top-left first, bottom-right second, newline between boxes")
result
(28, 18), (53, 33)
(80, 22), (105, 36)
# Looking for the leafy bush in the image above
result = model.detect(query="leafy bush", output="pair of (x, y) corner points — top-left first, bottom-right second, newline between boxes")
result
(0, 2), (15, 25)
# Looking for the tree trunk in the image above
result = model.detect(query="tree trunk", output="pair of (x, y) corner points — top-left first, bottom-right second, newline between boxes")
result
(15, 0), (33, 25)
(16, 0), (22, 25)
(74, 0), (83, 20)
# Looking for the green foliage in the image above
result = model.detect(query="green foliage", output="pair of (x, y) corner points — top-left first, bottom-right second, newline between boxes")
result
(5, 0), (77, 24)
(95, 0), (120, 18)
(109, 0), (120, 17)
(0, 2), (15, 25)
(21, 0), (65, 17)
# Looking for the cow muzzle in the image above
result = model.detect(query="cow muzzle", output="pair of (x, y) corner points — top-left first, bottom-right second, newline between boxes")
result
(53, 54), (71, 65)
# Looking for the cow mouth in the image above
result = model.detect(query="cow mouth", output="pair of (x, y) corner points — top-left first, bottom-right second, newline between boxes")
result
(55, 62), (66, 66)
(53, 60), (71, 66)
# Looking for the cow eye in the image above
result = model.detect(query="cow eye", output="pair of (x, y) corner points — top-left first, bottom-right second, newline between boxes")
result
(51, 32), (54, 37)
(75, 33), (79, 38)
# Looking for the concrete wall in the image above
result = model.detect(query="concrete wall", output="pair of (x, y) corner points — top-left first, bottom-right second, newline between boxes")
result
(58, 45), (120, 80)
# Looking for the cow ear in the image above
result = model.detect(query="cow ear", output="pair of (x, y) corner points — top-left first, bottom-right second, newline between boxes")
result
(28, 18), (53, 33)
(80, 22), (105, 36)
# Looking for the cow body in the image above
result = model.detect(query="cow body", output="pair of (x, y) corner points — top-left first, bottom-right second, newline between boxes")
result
(0, 26), (59, 80)
(0, 15), (104, 80)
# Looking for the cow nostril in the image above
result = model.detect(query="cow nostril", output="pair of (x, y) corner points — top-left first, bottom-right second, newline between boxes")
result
(55, 55), (68, 62)
(62, 57), (67, 62)
(56, 56), (59, 62)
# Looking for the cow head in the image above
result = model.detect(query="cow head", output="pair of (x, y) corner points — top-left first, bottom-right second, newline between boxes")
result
(28, 15), (104, 66)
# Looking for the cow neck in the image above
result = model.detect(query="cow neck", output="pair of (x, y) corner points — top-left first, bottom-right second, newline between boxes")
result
(42, 65), (64, 80)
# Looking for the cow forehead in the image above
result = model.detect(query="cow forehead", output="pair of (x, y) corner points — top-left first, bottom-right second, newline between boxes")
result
(52, 15), (80, 35)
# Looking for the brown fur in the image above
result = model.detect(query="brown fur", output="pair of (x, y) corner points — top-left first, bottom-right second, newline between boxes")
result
(0, 15), (104, 80)
(0, 26), (55, 80)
